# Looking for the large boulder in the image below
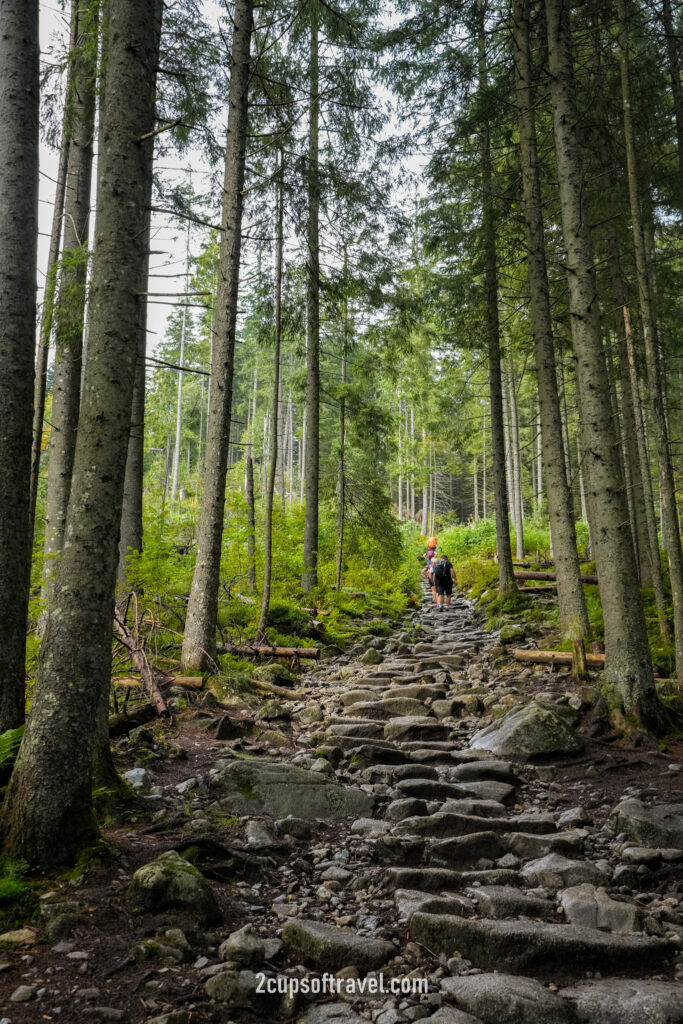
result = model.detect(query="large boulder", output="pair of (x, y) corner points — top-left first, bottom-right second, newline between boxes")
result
(441, 973), (578, 1024)
(608, 798), (683, 849)
(282, 918), (395, 971)
(559, 979), (683, 1023)
(470, 702), (582, 761)
(214, 759), (373, 820)
(128, 851), (220, 923)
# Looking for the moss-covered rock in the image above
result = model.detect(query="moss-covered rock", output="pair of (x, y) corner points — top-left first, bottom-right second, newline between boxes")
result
(127, 850), (220, 923)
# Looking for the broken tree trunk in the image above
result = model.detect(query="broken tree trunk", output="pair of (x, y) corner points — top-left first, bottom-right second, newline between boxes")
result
(113, 613), (169, 715)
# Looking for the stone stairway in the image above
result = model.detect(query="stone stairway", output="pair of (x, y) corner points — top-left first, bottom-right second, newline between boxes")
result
(136, 584), (683, 1023)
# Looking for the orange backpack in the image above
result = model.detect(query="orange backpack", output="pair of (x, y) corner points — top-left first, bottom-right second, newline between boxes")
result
(427, 537), (437, 549)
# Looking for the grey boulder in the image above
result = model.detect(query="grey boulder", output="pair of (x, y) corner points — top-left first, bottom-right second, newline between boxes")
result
(608, 798), (683, 849)
(470, 702), (582, 761)
(214, 759), (373, 820)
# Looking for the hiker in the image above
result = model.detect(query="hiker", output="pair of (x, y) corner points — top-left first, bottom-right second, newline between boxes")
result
(423, 536), (437, 564)
(433, 553), (457, 610)
(424, 554), (438, 603)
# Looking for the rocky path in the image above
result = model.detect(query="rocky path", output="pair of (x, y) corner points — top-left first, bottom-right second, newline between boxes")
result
(2, 586), (683, 1023)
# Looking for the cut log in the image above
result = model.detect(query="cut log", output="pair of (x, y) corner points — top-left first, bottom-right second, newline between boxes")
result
(514, 570), (598, 584)
(216, 643), (320, 659)
(513, 648), (605, 668)
(513, 648), (664, 678)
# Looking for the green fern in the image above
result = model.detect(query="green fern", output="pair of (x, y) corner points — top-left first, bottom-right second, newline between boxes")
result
(0, 725), (25, 770)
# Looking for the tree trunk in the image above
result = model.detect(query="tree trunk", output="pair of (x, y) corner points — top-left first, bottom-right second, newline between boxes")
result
(473, 456), (479, 522)
(29, 127), (69, 549)
(257, 153), (283, 638)
(1, 0), (162, 865)
(544, 0), (661, 728)
(335, 280), (348, 591)
(0, 0), (39, 734)
(482, 414), (487, 519)
(171, 222), (191, 503)
(246, 454), (256, 594)
(660, 0), (683, 178)
(479, 0), (515, 589)
(181, 0), (253, 670)
(41, 0), (98, 609)
(619, 0), (683, 683)
(507, 355), (525, 559)
(302, 0), (320, 592)
(512, 0), (589, 637)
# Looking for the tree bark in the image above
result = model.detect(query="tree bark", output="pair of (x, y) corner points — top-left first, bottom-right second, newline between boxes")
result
(181, 0), (253, 670)
(619, 0), (683, 683)
(171, 222), (191, 503)
(29, 128), (69, 550)
(42, 0), (99, 608)
(246, 453), (256, 594)
(507, 355), (525, 559)
(0, 0), (39, 734)
(302, 0), (320, 592)
(478, 2), (515, 588)
(1, 0), (162, 865)
(660, 0), (683, 178)
(512, 0), (589, 637)
(544, 0), (661, 728)
(257, 153), (284, 638)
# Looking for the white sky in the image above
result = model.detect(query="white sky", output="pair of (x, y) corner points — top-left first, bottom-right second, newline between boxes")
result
(37, 1), (426, 362)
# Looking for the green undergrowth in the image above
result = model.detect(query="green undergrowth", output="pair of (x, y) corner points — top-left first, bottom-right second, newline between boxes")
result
(0, 862), (38, 930)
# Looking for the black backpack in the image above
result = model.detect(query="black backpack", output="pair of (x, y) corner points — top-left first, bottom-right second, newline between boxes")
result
(434, 560), (450, 584)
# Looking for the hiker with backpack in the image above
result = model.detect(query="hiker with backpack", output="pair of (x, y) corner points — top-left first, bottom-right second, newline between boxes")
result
(433, 553), (457, 610)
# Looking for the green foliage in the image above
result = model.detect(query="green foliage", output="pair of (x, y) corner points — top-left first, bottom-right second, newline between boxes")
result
(0, 862), (37, 929)
(0, 725), (25, 772)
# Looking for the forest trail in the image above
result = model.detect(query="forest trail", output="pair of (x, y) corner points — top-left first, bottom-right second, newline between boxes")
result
(2, 587), (682, 1023)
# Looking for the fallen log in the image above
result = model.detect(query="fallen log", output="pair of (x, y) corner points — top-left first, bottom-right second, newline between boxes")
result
(112, 674), (203, 691)
(513, 648), (665, 677)
(113, 614), (170, 715)
(513, 648), (605, 668)
(250, 678), (304, 700)
(216, 643), (320, 660)
(514, 570), (598, 585)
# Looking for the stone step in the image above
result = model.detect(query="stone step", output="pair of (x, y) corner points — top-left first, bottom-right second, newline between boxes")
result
(282, 918), (395, 971)
(410, 912), (674, 977)
(446, 760), (517, 783)
(429, 831), (508, 866)
(343, 699), (429, 721)
(394, 888), (474, 922)
(559, 979), (683, 1023)
(383, 684), (448, 701)
(395, 779), (473, 801)
(327, 723), (385, 740)
(463, 884), (556, 920)
(394, 810), (556, 839)
(441, 974), (576, 1024)
(385, 717), (451, 742)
